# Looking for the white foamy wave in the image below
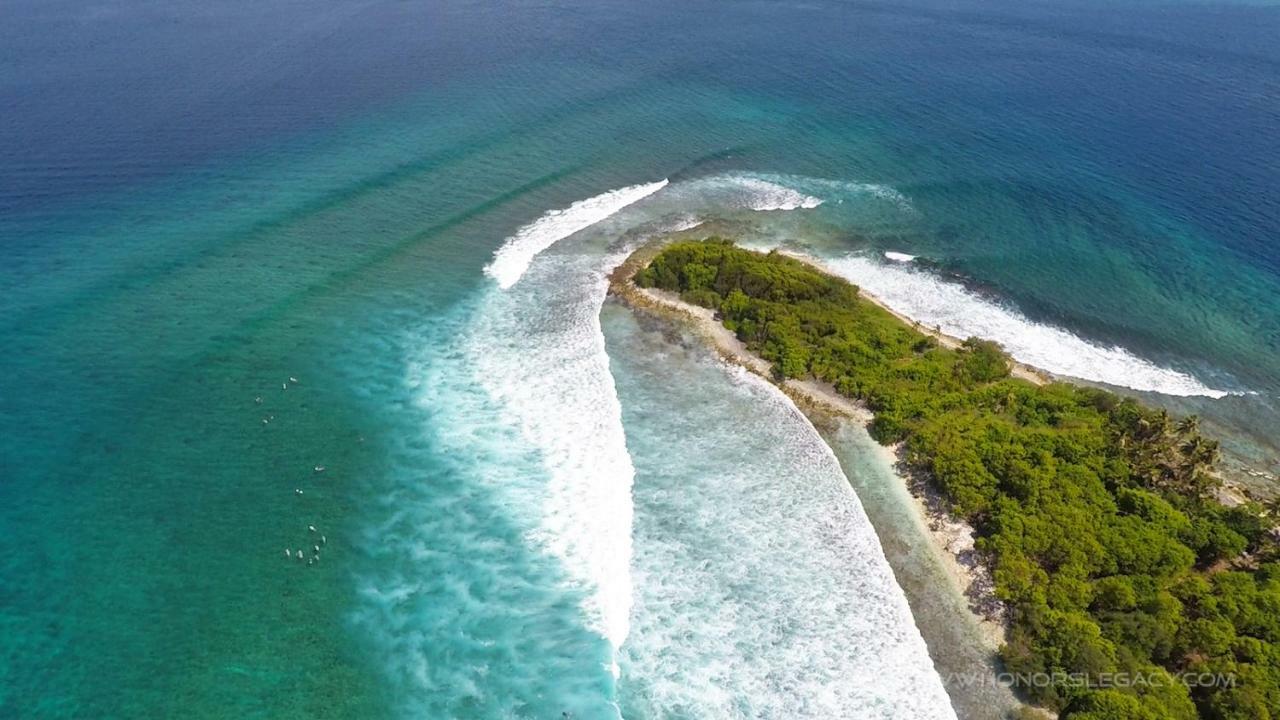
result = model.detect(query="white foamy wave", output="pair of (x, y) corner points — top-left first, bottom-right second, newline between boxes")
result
(351, 302), (632, 717)
(485, 179), (668, 290)
(469, 249), (637, 649)
(664, 214), (704, 233)
(733, 177), (824, 211)
(853, 181), (913, 209)
(663, 173), (825, 213)
(649, 172), (915, 222)
(826, 255), (1237, 398)
(612, 321), (957, 719)
(742, 172), (913, 212)
(884, 251), (917, 262)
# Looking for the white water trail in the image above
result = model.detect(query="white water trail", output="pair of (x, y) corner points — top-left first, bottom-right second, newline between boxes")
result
(470, 248), (639, 653)
(485, 179), (669, 290)
(352, 302), (633, 718)
(741, 171), (912, 211)
(826, 255), (1238, 398)
(659, 172), (825, 212)
(729, 177), (824, 211)
(470, 184), (734, 654)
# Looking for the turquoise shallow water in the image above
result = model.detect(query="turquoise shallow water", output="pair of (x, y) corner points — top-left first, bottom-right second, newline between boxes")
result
(2, 0), (1279, 717)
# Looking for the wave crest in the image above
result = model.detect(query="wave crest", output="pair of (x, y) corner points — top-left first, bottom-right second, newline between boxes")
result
(485, 179), (669, 290)
(826, 255), (1238, 398)
(730, 177), (824, 211)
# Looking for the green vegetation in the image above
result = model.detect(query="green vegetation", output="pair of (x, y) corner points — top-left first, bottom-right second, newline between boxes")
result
(637, 239), (1280, 720)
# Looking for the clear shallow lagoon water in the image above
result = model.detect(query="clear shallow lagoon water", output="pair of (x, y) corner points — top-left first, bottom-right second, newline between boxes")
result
(2, 0), (1278, 717)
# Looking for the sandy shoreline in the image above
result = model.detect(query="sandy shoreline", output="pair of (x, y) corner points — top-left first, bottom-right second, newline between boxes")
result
(607, 243), (1012, 652)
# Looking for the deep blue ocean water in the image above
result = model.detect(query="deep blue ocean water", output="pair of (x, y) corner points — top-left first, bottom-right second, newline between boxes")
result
(2, 0), (1278, 717)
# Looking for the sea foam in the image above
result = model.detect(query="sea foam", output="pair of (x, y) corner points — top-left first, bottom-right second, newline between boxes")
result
(484, 179), (669, 290)
(352, 303), (626, 717)
(610, 318), (958, 719)
(731, 176), (824, 211)
(664, 173), (824, 212)
(470, 249), (639, 650)
(357, 246), (640, 716)
(743, 172), (912, 211)
(617, 172), (913, 222)
(826, 255), (1236, 398)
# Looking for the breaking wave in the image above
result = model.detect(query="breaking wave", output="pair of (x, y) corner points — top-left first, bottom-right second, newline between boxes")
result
(470, 252), (638, 653)
(661, 173), (825, 212)
(825, 255), (1238, 398)
(484, 179), (669, 290)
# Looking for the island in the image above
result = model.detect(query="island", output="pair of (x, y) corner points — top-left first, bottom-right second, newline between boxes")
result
(611, 238), (1280, 720)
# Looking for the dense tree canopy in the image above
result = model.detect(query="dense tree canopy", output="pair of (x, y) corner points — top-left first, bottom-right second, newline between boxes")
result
(637, 239), (1280, 719)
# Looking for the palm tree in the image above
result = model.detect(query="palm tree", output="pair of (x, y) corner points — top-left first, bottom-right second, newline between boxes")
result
(1181, 434), (1205, 458)
(1193, 439), (1222, 471)
(1177, 414), (1201, 437)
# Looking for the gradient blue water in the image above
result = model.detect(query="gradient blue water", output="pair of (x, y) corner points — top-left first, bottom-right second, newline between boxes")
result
(2, 0), (1278, 717)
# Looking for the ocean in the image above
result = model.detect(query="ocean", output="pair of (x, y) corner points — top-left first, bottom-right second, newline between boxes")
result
(1, 0), (1277, 717)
